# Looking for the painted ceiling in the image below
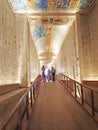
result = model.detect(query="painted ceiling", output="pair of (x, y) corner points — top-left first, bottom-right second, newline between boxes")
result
(29, 16), (75, 59)
(9, 0), (95, 66)
(9, 0), (95, 13)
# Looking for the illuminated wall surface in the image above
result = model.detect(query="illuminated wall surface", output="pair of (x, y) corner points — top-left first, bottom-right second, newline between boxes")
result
(9, 0), (94, 11)
(0, 0), (97, 86)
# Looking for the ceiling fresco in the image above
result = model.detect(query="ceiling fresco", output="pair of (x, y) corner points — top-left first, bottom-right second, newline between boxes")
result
(78, 0), (94, 9)
(29, 16), (75, 60)
(9, 0), (95, 13)
(8, 0), (95, 65)
(32, 20), (46, 41)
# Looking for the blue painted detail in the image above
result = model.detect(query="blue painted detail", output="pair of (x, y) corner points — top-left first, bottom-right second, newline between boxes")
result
(11, 0), (27, 10)
(56, 0), (71, 9)
(34, 0), (48, 9)
(78, 0), (93, 9)
(33, 21), (46, 41)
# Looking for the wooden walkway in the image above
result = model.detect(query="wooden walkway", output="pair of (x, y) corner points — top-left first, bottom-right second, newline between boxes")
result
(27, 82), (98, 130)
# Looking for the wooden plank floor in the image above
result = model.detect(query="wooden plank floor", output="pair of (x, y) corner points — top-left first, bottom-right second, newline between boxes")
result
(27, 82), (98, 130)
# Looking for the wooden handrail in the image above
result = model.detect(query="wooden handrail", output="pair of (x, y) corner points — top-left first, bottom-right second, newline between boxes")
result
(0, 90), (28, 129)
(59, 73), (98, 92)
(0, 74), (43, 130)
(57, 73), (98, 122)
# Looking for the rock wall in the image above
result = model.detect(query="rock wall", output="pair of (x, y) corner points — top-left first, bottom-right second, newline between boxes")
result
(56, 20), (81, 81)
(0, 0), (40, 86)
(56, 3), (98, 82)
(77, 2), (98, 80)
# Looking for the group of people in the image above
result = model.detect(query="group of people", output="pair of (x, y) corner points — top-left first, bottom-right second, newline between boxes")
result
(41, 65), (56, 82)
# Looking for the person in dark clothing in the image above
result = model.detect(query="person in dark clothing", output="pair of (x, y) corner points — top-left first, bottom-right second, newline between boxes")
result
(51, 66), (56, 81)
(41, 65), (46, 82)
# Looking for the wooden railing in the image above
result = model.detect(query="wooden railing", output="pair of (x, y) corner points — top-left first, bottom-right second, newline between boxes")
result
(57, 73), (98, 122)
(0, 74), (43, 130)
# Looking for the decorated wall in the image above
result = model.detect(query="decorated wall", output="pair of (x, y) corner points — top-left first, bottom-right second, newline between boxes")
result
(30, 33), (40, 82)
(0, 0), (97, 85)
(0, 0), (40, 86)
(55, 20), (81, 81)
(0, 0), (18, 85)
(77, 1), (98, 80)
(56, 6), (98, 82)
(88, 1), (98, 80)
(77, 14), (91, 80)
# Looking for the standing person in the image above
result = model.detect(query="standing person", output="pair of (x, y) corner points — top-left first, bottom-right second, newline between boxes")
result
(47, 68), (51, 82)
(51, 66), (56, 81)
(41, 65), (46, 82)
(44, 68), (51, 82)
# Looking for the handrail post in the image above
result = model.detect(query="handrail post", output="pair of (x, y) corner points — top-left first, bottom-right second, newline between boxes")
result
(81, 85), (84, 105)
(64, 75), (65, 81)
(18, 120), (22, 130)
(18, 105), (22, 130)
(74, 82), (77, 98)
(64, 76), (65, 87)
(26, 93), (29, 120)
(30, 88), (33, 108)
(66, 77), (68, 88)
(91, 90), (95, 115)
(1, 126), (6, 130)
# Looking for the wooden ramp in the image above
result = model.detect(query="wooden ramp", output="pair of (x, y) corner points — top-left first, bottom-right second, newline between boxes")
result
(27, 82), (98, 130)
